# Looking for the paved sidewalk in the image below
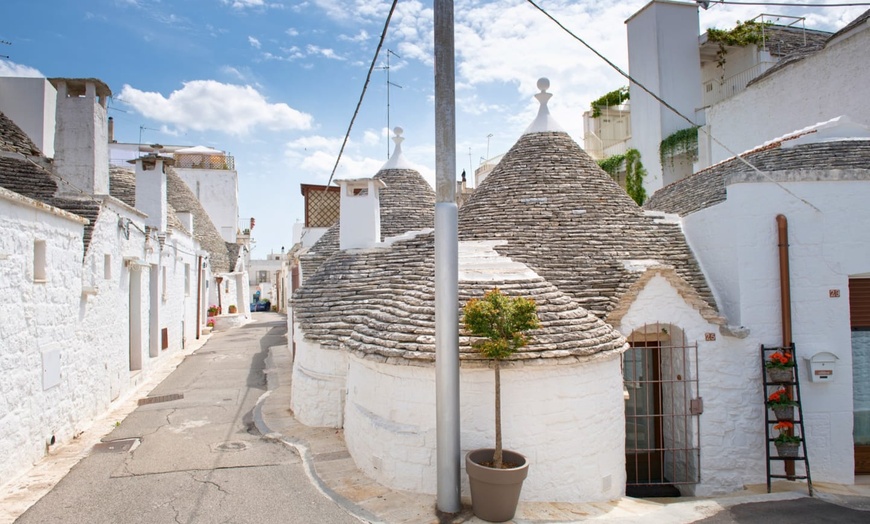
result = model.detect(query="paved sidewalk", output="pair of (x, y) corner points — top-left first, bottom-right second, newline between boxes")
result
(256, 342), (870, 524)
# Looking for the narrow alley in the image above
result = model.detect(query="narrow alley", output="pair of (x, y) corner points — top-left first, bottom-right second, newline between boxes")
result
(14, 313), (358, 524)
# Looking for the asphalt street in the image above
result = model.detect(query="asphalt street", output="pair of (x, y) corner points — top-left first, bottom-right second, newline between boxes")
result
(15, 313), (358, 524)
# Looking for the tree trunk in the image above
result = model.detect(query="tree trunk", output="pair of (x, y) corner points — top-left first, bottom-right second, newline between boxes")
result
(494, 359), (503, 469)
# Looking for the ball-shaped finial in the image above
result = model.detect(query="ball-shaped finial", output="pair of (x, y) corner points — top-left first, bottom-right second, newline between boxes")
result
(393, 126), (404, 137)
(536, 77), (550, 92)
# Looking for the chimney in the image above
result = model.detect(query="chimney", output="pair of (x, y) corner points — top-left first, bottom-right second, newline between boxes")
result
(51, 78), (112, 195)
(338, 178), (386, 250)
(130, 150), (174, 233)
(108, 116), (115, 143)
(176, 211), (194, 236)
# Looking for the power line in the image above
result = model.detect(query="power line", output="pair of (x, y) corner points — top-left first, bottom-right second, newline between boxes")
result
(325, 0), (399, 188)
(699, 1), (869, 8)
(525, 0), (822, 213)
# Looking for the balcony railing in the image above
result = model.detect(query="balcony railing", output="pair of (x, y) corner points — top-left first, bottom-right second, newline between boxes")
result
(174, 153), (235, 170)
(702, 60), (776, 107)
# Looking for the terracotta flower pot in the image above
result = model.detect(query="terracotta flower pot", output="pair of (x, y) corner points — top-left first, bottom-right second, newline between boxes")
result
(772, 405), (794, 421)
(767, 367), (793, 383)
(775, 441), (800, 458)
(466, 448), (529, 523)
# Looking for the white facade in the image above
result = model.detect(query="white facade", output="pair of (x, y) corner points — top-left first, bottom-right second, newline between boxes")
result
(174, 166), (239, 243)
(626, 1), (703, 195)
(702, 23), (870, 166)
(681, 176), (870, 487)
(344, 354), (626, 502)
(0, 77), (56, 157)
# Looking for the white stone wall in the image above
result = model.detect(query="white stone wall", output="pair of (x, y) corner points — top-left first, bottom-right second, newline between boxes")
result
(0, 193), (85, 484)
(290, 330), (347, 428)
(53, 86), (108, 196)
(0, 192), (206, 487)
(343, 355), (626, 503)
(173, 167), (239, 243)
(704, 26), (870, 166)
(682, 178), (870, 487)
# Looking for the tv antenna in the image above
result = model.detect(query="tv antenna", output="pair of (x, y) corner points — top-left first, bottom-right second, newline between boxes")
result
(0, 39), (11, 59)
(379, 49), (403, 158)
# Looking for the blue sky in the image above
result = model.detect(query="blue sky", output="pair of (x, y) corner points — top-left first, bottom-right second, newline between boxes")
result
(1, 0), (864, 256)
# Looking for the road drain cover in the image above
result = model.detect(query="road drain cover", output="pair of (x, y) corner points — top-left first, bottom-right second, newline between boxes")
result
(93, 438), (140, 453)
(211, 441), (250, 453)
(138, 393), (184, 406)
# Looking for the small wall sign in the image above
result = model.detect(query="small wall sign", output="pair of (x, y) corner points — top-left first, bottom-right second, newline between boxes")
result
(705, 332), (716, 341)
(829, 289), (840, 298)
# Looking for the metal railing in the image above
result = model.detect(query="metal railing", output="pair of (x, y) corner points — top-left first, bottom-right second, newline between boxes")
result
(702, 60), (776, 107)
(173, 154), (235, 170)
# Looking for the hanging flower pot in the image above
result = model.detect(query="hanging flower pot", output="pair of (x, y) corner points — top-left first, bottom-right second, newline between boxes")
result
(772, 405), (794, 421)
(767, 367), (793, 383)
(775, 441), (800, 458)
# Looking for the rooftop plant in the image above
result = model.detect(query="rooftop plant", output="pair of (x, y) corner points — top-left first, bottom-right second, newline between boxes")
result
(590, 86), (629, 118)
(707, 20), (770, 71)
(660, 127), (699, 166)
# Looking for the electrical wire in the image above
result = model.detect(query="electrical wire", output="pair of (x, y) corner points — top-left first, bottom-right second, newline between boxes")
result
(324, 0), (399, 189)
(704, 1), (869, 7)
(525, 0), (823, 213)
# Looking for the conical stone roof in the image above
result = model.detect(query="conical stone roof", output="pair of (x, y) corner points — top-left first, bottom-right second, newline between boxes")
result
(298, 129), (436, 279)
(457, 80), (716, 319)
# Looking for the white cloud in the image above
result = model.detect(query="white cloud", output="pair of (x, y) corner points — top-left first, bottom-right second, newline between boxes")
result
(306, 44), (344, 60)
(220, 65), (246, 80)
(363, 129), (382, 146)
(0, 60), (44, 78)
(226, 0), (264, 8)
(286, 27), (299, 37)
(248, 36), (261, 48)
(119, 80), (313, 135)
(339, 30), (370, 43)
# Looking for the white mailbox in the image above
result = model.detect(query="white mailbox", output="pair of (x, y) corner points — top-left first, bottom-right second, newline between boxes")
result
(805, 352), (838, 383)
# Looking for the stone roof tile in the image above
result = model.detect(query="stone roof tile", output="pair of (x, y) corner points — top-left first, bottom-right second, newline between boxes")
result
(457, 131), (716, 318)
(645, 140), (870, 216)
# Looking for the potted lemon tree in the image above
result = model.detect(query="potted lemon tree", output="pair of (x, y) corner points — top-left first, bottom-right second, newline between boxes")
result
(462, 288), (539, 522)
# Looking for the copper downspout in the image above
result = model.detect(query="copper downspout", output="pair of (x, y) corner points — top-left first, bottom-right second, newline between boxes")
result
(776, 214), (796, 478)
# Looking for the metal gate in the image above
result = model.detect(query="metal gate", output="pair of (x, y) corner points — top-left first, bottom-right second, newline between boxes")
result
(624, 323), (701, 488)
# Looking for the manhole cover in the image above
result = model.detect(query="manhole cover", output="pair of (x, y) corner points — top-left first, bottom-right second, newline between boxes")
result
(211, 441), (250, 453)
(138, 393), (184, 406)
(93, 438), (140, 453)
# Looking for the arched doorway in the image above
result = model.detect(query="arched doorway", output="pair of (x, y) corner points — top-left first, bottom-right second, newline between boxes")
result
(624, 323), (700, 496)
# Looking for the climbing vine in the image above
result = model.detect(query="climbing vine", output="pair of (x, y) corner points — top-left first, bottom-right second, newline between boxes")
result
(706, 20), (770, 72)
(597, 153), (626, 177)
(624, 149), (647, 206)
(659, 127), (699, 166)
(597, 149), (646, 206)
(590, 86), (630, 118)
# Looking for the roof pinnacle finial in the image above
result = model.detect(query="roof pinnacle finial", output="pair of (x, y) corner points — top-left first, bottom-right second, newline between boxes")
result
(524, 77), (565, 135)
(381, 126), (413, 170)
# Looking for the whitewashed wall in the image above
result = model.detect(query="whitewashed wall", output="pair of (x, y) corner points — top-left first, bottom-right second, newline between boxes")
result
(0, 192), (86, 484)
(343, 355), (626, 503)
(173, 167), (238, 243)
(683, 178), (870, 486)
(704, 27), (870, 166)
(290, 330), (347, 428)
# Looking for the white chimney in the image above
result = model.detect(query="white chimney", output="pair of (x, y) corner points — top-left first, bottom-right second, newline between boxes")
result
(51, 78), (111, 195)
(131, 152), (173, 233)
(176, 211), (194, 235)
(337, 178), (386, 250)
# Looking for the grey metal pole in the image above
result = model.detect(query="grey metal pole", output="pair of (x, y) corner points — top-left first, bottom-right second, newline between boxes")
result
(434, 0), (460, 514)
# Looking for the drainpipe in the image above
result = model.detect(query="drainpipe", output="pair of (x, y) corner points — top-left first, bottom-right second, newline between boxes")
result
(196, 256), (202, 340)
(434, 0), (461, 514)
(776, 214), (796, 478)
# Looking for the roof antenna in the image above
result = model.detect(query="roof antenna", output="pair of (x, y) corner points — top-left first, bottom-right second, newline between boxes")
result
(379, 49), (403, 158)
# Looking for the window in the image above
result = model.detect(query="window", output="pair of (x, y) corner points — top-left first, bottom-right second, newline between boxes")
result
(257, 270), (269, 283)
(184, 263), (191, 296)
(33, 240), (46, 282)
(104, 254), (112, 280)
